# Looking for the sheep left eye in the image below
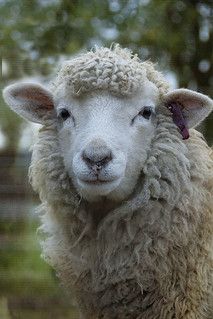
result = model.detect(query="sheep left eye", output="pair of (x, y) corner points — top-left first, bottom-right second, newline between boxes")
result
(139, 106), (152, 120)
(58, 108), (71, 121)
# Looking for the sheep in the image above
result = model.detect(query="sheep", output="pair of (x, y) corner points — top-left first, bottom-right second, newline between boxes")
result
(2, 45), (213, 319)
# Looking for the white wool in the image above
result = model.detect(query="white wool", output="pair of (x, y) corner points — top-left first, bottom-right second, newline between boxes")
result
(30, 122), (213, 318)
(52, 45), (169, 97)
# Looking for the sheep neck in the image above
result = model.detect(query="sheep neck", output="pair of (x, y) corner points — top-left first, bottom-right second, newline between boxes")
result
(84, 197), (124, 228)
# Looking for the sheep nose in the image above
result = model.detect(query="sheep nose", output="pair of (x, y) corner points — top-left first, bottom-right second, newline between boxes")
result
(82, 141), (112, 171)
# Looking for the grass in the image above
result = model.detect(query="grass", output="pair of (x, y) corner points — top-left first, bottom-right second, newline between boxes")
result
(0, 214), (79, 319)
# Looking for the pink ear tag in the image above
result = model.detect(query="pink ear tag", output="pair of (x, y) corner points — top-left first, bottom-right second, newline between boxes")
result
(166, 102), (190, 140)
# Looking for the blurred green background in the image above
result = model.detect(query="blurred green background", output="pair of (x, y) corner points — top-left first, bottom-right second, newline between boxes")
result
(0, 0), (212, 318)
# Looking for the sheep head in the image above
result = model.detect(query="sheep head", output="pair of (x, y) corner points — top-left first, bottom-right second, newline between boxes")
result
(3, 47), (213, 203)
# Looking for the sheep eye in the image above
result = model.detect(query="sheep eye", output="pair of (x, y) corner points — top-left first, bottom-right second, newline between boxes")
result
(58, 108), (70, 121)
(139, 106), (152, 120)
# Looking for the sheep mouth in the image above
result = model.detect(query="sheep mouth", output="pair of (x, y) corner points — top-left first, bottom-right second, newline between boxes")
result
(79, 178), (118, 185)
(76, 175), (123, 191)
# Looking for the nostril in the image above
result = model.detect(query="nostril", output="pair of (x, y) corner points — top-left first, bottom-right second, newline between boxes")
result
(82, 150), (113, 169)
(82, 151), (93, 166)
(98, 153), (112, 166)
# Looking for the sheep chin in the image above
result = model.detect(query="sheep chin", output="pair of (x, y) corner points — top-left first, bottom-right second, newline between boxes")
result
(76, 177), (122, 201)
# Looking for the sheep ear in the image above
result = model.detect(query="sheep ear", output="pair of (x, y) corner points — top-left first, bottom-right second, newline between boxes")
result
(164, 88), (213, 128)
(2, 82), (55, 124)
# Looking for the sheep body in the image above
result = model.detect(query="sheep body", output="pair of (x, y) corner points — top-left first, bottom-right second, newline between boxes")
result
(3, 46), (213, 318)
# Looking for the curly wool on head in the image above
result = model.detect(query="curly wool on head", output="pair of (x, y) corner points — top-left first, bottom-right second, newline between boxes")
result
(52, 45), (170, 97)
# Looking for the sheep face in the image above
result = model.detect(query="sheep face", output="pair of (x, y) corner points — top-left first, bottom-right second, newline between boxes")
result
(3, 48), (213, 204)
(55, 81), (159, 202)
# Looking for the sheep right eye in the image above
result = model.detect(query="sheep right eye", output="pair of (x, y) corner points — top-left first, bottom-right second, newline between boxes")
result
(139, 106), (153, 120)
(58, 108), (71, 121)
